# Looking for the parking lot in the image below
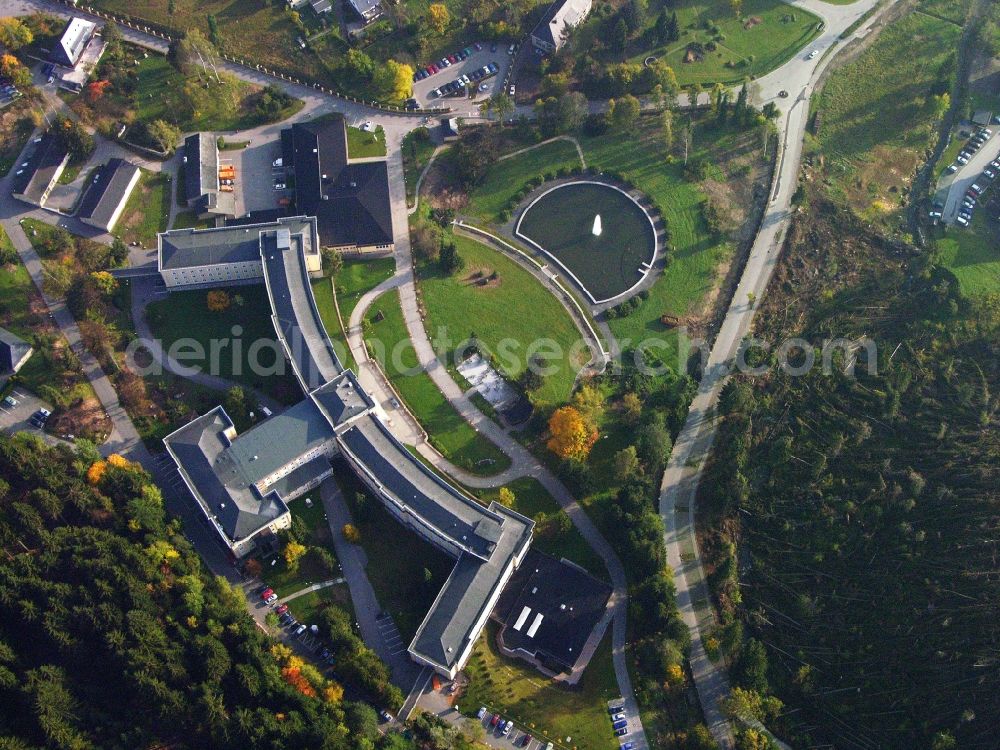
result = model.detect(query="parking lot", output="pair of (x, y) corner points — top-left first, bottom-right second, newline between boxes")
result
(0, 387), (63, 446)
(939, 126), (999, 225)
(474, 707), (546, 749)
(230, 138), (288, 216)
(411, 41), (513, 109)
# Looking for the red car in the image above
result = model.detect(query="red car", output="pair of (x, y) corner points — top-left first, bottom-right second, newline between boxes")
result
(490, 713), (500, 727)
(428, 64), (438, 74)
(275, 603), (289, 615)
(260, 588), (274, 600)
(447, 54), (457, 63)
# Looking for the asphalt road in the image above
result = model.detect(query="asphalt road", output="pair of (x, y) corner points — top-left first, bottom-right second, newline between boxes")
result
(656, 0), (901, 748)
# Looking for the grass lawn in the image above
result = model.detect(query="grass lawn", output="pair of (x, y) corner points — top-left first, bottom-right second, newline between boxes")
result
(335, 257), (396, 324)
(310, 277), (356, 373)
(364, 288), (511, 475)
(457, 622), (618, 750)
(917, 0), (969, 23)
(116, 170), (171, 247)
(936, 213), (1000, 297)
(465, 139), (584, 224)
(144, 284), (302, 404)
(310, 258), (396, 375)
(472, 477), (605, 577)
(346, 125), (387, 158)
(814, 9), (961, 225)
(337, 464), (455, 641)
(284, 585), (354, 628)
(403, 128), (437, 206)
(575, 122), (736, 366)
(258, 495), (338, 598)
(574, 0), (822, 86)
(169, 210), (214, 231)
(418, 232), (584, 406)
(91, 0), (325, 85)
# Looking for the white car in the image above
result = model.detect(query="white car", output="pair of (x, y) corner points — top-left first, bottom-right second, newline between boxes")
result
(361, 120), (375, 132)
(273, 182), (286, 190)
(955, 214), (969, 226)
(265, 593), (278, 604)
(808, 49), (819, 59)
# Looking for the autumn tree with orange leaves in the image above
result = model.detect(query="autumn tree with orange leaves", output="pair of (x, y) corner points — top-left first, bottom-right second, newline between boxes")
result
(547, 405), (598, 461)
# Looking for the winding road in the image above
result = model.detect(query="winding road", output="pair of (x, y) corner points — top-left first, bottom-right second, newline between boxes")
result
(656, 0), (901, 747)
(0, 0), (906, 746)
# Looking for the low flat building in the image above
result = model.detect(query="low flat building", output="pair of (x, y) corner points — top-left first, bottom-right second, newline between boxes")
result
(282, 117), (394, 255)
(11, 132), (69, 208)
(531, 0), (592, 54)
(0, 327), (33, 376)
(183, 132), (234, 219)
(77, 158), (141, 232)
(158, 215), (321, 289)
(347, 0), (383, 24)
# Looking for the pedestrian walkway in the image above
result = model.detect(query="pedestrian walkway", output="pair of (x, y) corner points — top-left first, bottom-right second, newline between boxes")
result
(278, 578), (346, 604)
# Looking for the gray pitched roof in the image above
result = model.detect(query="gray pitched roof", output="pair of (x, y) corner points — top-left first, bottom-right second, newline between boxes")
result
(11, 132), (68, 206)
(184, 132), (218, 201)
(532, 0), (592, 49)
(51, 17), (96, 67)
(260, 219), (342, 390)
(0, 327), (32, 374)
(310, 371), (374, 427)
(164, 407), (291, 543)
(285, 119), (394, 248)
(77, 158), (141, 229)
(410, 504), (533, 673)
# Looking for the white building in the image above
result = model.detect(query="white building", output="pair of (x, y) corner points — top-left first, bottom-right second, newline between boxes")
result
(531, 0), (592, 54)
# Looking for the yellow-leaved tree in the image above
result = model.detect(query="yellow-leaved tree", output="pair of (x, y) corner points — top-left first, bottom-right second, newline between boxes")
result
(374, 60), (413, 102)
(427, 4), (450, 35)
(283, 540), (307, 571)
(546, 405), (597, 461)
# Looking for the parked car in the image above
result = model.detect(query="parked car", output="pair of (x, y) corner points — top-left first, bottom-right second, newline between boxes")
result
(946, 163), (958, 173)
(380, 711), (393, 723)
(990, 159), (1000, 169)
(490, 713), (500, 727)
(611, 712), (626, 721)
(607, 704), (625, 714)
(985, 167), (997, 179)
(30, 408), (51, 427)
(807, 49), (819, 59)
(508, 43), (516, 55)
(614, 727), (629, 737)
(265, 593), (278, 604)
(275, 603), (289, 615)
(956, 214), (970, 226)
(272, 157), (283, 168)
(502, 721), (513, 736)
(488, 62), (499, 74)
(612, 720), (628, 730)
(474, 42), (483, 51)
(521, 734), (532, 747)
(440, 57), (451, 67)
(621, 743), (635, 750)
(971, 183), (984, 194)
(957, 154), (969, 164)
(294, 624), (307, 635)
(260, 588), (274, 600)
(476, 707), (487, 720)
(273, 182), (286, 190)
(508, 84), (515, 96)
(447, 54), (457, 63)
